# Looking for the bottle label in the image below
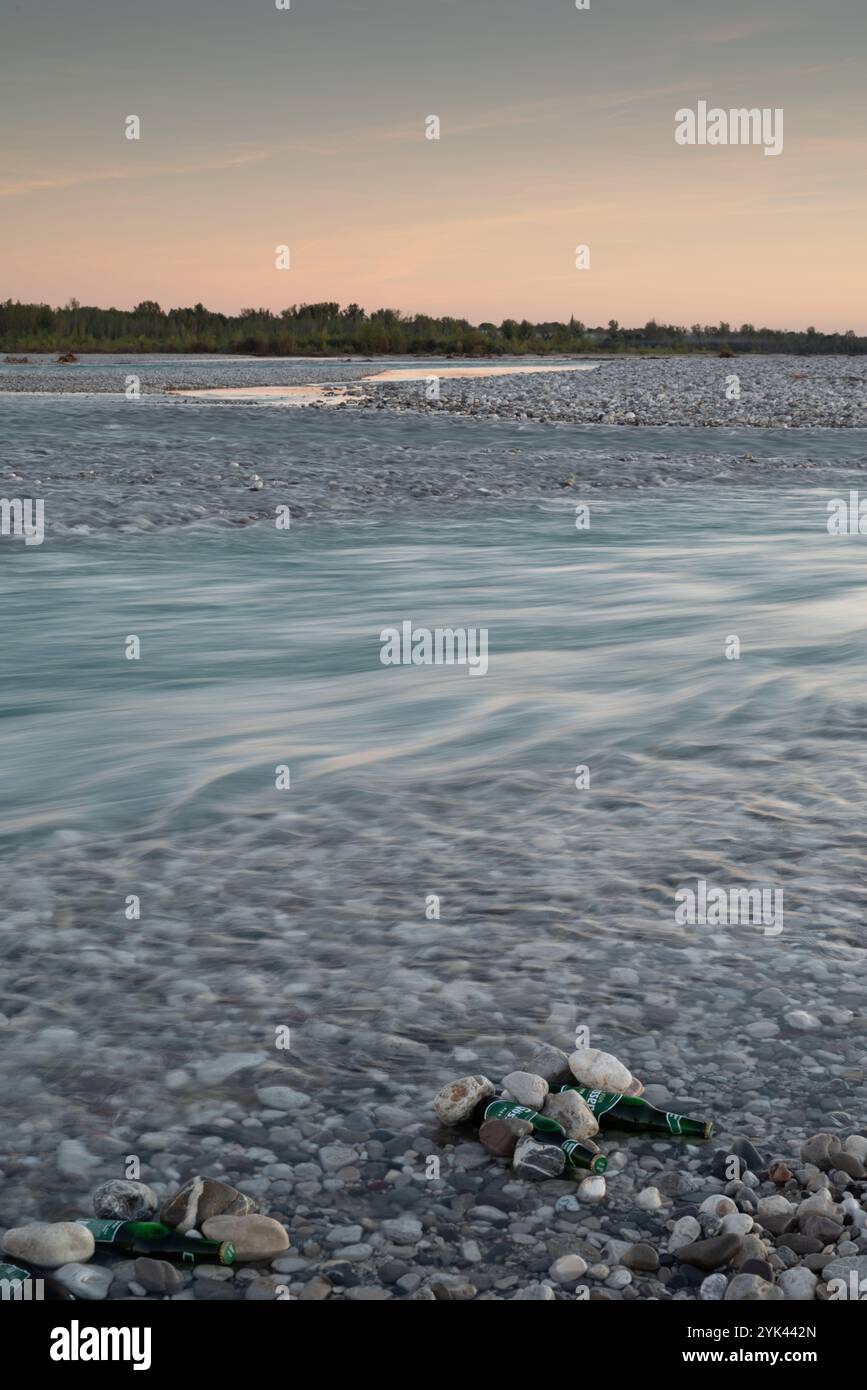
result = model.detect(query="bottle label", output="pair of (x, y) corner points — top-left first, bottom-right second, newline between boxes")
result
(0, 1263), (29, 1284)
(484, 1101), (538, 1124)
(77, 1218), (125, 1242)
(575, 1087), (622, 1117)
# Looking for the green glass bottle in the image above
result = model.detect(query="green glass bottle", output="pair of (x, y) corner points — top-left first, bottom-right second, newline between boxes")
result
(561, 1140), (608, 1174)
(559, 1086), (712, 1138)
(77, 1219), (235, 1265)
(0, 1261), (75, 1301)
(480, 1099), (567, 1136)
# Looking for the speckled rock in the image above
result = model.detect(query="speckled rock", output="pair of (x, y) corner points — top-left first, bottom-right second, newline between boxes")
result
(433, 1075), (494, 1126)
(161, 1178), (258, 1232)
(542, 1090), (599, 1140)
(524, 1043), (573, 1088)
(512, 1135), (566, 1180)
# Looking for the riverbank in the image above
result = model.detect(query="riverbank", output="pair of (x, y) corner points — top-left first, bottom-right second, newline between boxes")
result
(1, 354), (866, 428)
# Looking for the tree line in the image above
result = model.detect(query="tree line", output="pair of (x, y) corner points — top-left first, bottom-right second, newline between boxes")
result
(2, 298), (864, 356)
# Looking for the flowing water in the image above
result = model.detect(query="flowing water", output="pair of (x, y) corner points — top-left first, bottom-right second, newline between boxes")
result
(2, 392), (867, 1228)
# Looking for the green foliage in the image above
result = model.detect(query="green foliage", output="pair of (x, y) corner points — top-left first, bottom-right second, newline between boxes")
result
(1, 299), (864, 355)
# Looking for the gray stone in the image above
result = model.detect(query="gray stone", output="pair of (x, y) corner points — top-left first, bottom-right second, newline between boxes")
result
(800, 1133), (842, 1171)
(676, 1234), (744, 1271)
(512, 1135), (566, 1181)
(700, 1273), (728, 1300)
(134, 1257), (184, 1294)
(382, 1215), (423, 1245)
(255, 1085), (309, 1111)
(92, 1180), (159, 1222)
(777, 1267), (818, 1300)
(501, 1070), (548, 1110)
(511, 1283), (556, 1300)
(524, 1043), (573, 1088)
(725, 1273), (784, 1301)
(54, 1262), (113, 1300)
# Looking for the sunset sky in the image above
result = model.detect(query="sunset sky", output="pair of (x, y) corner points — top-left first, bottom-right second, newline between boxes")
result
(2, 0), (864, 330)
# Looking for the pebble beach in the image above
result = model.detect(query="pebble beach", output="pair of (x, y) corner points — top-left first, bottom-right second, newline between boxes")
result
(2, 353), (867, 1303)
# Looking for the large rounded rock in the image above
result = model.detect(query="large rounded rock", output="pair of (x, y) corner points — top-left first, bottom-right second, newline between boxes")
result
(201, 1215), (289, 1261)
(675, 1234), (744, 1271)
(161, 1177), (258, 1232)
(433, 1075), (494, 1126)
(512, 1135), (565, 1181)
(2, 1222), (95, 1269)
(542, 1090), (599, 1140)
(567, 1048), (632, 1092)
(501, 1070), (548, 1110)
(92, 1180), (158, 1222)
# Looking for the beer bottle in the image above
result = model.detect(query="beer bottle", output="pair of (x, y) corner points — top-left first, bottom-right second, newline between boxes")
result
(562, 1140), (608, 1175)
(0, 1260), (76, 1301)
(559, 1086), (712, 1138)
(77, 1218), (235, 1265)
(477, 1098), (568, 1136)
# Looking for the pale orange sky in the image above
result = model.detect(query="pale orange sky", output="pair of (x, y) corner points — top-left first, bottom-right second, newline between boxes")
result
(2, 0), (865, 331)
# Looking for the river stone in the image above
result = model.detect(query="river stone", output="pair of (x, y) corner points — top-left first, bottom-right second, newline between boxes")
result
(542, 1090), (598, 1140)
(134, 1257), (185, 1294)
(567, 1048), (632, 1092)
(92, 1180), (158, 1222)
(832, 1151), (866, 1180)
(624, 1243), (659, 1272)
(433, 1075), (494, 1126)
(524, 1043), (573, 1088)
(777, 1267), (818, 1300)
(512, 1135), (566, 1181)
(577, 1175), (607, 1204)
(512, 1283), (556, 1300)
(502, 1070), (548, 1110)
(844, 1135), (867, 1163)
(549, 1254), (588, 1284)
(725, 1273), (784, 1301)
(2, 1222), (95, 1269)
(800, 1133), (842, 1170)
(479, 1117), (531, 1158)
(700, 1273), (728, 1300)
(800, 1214), (843, 1243)
(255, 1085), (309, 1112)
(382, 1215), (423, 1245)
(669, 1215), (701, 1251)
(53, 1262), (113, 1300)
(201, 1215), (289, 1260)
(162, 1178), (257, 1232)
(821, 1254), (867, 1284)
(675, 1234), (744, 1271)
